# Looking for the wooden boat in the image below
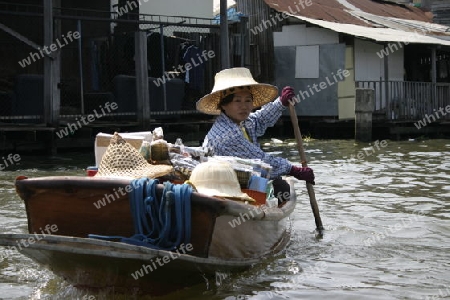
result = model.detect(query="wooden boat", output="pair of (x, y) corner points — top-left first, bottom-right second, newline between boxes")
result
(0, 175), (297, 295)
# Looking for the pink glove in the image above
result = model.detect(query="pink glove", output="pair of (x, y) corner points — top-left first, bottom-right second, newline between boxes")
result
(289, 166), (315, 184)
(280, 86), (295, 106)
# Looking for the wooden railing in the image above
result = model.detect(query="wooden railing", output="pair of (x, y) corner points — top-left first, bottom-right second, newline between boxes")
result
(356, 81), (450, 121)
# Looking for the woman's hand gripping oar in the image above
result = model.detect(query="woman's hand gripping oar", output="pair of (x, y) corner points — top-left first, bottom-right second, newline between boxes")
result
(288, 97), (324, 238)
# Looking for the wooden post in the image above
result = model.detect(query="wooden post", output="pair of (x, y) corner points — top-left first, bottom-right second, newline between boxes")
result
(135, 31), (150, 129)
(431, 46), (437, 112)
(355, 88), (374, 142)
(43, 0), (60, 129)
(43, 0), (52, 125)
(383, 47), (389, 120)
(43, 0), (60, 154)
(220, 0), (230, 69)
(239, 15), (248, 67)
(77, 20), (84, 114)
(160, 24), (167, 111)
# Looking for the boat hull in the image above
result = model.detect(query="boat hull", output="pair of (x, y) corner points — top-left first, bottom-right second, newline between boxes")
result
(3, 175), (297, 294)
(0, 234), (255, 295)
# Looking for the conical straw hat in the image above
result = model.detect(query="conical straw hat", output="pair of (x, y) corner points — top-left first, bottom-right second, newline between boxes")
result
(189, 161), (255, 202)
(96, 132), (173, 179)
(196, 67), (279, 115)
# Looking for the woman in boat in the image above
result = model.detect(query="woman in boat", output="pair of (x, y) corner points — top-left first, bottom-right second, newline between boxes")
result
(196, 67), (314, 203)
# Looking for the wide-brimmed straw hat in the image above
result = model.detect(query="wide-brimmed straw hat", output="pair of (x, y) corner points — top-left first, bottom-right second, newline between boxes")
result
(196, 67), (279, 115)
(189, 161), (255, 203)
(96, 132), (173, 178)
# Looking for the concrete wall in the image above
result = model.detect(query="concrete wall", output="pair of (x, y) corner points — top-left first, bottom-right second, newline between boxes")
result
(354, 39), (404, 81)
(274, 24), (344, 117)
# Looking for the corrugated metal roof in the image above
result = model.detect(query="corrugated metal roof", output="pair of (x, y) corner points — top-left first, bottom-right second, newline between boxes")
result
(377, 0), (411, 4)
(289, 15), (450, 45)
(264, 0), (368, 25)
(347, 0), (432, 23)
(350, 10), (449, 33)
(264, 0), (432, 26)
(264, 0), (450, 45)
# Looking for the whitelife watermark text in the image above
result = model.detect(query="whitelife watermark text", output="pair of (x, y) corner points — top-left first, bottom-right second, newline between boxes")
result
(234, 261), (328, 299)
(363, 210), (425, 247)
(0, 224), (58, 261)
(18, 31), (80, 68)
(250, 0), (313, 35)
(288, 69), (351, 106)
(414, 105), (450, 130)
(333, 139), (390, 173)
(93, 177), (147, 209)
(349, 139), (388, 161)
(152, 50), (216, 87)
(114, 0), (146, 17)
(130, 243), (193, 279)
(0, 153), (21, 171)
(376, 28), (434, 59)
(56, 102), (118, 139)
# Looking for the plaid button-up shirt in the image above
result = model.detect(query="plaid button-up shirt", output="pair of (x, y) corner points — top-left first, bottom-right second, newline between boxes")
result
(202, 98), (292, 179)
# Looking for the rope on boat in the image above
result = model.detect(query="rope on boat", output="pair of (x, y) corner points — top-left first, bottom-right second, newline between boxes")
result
(89, 178), (192, 250)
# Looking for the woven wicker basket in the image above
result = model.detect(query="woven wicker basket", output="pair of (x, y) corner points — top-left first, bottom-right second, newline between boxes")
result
(96, 133), (173, 178)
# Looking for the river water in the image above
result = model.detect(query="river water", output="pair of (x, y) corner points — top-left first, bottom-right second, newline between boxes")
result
(0, 138), (449, 300)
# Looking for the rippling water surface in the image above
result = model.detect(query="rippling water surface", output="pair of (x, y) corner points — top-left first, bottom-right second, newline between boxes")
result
(0, 139), (449, 300)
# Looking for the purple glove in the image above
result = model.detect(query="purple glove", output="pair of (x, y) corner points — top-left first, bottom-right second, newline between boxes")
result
(289, 166), (315, 184)
(280, 86), (295, 106)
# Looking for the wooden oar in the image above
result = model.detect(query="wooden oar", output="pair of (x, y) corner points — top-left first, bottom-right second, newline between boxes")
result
(288, 101), (324, 238)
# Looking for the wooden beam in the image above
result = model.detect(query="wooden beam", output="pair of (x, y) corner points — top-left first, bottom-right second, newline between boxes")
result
(0, 22), (54, 59)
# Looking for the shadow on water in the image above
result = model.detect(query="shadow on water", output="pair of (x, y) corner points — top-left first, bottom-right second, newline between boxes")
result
(0, 139), (449, 299)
